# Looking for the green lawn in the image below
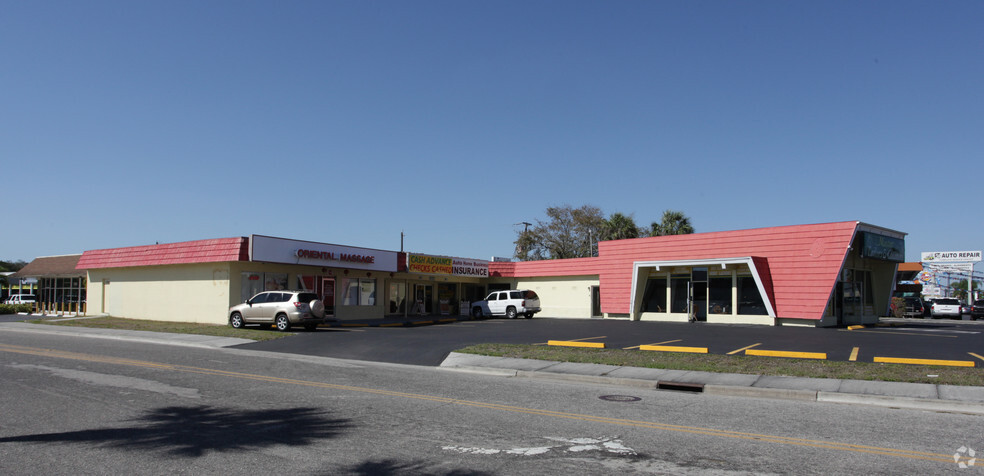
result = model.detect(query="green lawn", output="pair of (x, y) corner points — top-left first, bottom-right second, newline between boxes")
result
(31, 316), (293, 342)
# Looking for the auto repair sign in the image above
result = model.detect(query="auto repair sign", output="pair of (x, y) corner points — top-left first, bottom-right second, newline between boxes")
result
(921, 251), (982, 263)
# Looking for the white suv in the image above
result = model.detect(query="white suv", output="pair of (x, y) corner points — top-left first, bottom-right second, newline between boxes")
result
(229, 291), (326, 331)
(931, 298), (962, 319)
(471, 290), (541, 319)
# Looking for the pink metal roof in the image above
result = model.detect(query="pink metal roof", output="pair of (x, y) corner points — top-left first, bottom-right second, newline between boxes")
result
(492, 221), (862, 320)
(77, 238), (249, 269)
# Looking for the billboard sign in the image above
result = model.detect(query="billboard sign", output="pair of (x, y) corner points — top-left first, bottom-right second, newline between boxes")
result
(921, 251), (982, 263)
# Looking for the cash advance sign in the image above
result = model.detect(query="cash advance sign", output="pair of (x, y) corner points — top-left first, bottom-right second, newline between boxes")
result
(407, 254), (489, 277)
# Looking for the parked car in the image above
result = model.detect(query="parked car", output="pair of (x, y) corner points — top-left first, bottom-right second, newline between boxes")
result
(901, 297), (925, 318)
(471, 290), (541, 319)
(972, 300), (984, 320)
(229, 291), (326, 331)
(4, 294), (37, 305)
(931, 298), (962, 319)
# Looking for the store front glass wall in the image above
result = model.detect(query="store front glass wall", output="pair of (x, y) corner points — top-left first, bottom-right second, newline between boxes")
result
(640, 265), (769, 318)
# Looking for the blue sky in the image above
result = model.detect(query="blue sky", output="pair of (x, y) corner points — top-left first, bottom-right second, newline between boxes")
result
(2, 1), (982, 269)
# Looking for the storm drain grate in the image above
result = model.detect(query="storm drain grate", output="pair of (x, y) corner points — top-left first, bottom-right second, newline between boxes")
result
(599, 395), (642, 402)
(656, 381), (705, 393)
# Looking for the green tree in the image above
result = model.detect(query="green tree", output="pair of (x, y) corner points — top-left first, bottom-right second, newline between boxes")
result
(513, 204), (605, 260)
(600, 212), (640, 242)
(950, 280), (982, 301)
(647, 210), (695, 237)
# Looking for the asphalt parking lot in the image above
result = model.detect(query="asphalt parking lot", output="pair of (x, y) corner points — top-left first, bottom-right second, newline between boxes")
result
(235, 317), (984, 367)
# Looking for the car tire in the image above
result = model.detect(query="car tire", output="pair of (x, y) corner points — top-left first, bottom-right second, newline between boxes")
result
(472, 307), (483, 319)
(230, 312), (245, 329)
(275, 314), (292, 332)
(506, 307), (517, 319)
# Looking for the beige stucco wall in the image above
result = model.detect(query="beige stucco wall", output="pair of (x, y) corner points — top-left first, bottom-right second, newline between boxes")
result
(86, 263), (233, 324)
(493, 276), (600, 318)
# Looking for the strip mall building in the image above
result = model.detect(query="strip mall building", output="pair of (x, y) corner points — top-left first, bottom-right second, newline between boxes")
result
(75, 221), (905, 328)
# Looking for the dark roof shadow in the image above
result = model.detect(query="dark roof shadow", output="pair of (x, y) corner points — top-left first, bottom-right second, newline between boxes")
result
(0, 405), (351, 457)
(345, 458), (494, 476)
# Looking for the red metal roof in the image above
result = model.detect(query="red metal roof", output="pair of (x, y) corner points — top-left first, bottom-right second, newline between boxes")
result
(492, 221), (862, 320)
(77, 238), (249, 269)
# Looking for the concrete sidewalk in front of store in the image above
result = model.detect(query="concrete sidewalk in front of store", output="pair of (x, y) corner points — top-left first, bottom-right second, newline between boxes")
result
(440, 352), (984, 415)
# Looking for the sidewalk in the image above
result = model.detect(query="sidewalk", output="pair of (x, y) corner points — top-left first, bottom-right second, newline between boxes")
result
(440, 352), (984, 415)
(5, 319), (984, 415)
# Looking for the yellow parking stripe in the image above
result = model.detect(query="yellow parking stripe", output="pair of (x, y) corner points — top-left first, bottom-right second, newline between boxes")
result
(746, 349), (827, 360)
(624, 339), (681, 350)
(969, 353), (984, 362)
(873, 357), (975, 367)
(727, 343), (761, 355)
(639, 345), (708, 354)
(547, 340), (606, 349)
(849, 347), (860, 361)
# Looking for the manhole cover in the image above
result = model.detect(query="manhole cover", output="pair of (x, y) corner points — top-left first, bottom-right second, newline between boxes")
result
(599, 395), (641, 402)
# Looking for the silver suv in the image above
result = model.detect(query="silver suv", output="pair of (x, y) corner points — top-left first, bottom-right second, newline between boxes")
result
(471, 290), (541, 319)
(229, 291), (325, 331)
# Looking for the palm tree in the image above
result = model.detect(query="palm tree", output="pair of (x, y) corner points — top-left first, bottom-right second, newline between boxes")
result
(648, 210), (694, 236)
(600, 212), (640, 242)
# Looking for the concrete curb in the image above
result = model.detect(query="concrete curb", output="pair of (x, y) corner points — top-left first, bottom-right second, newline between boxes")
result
(440, 352), (984, 414)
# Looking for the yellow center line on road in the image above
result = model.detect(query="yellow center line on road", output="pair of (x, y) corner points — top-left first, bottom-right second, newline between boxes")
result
(623, 339), (681, 350)
(0, 343), (955, 465)
(727, 343), (761, 355)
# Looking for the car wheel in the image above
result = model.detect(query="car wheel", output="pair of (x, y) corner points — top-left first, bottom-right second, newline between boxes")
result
(472, 307), (483, 318)
(230, 312), (245, 329)
(525, 313), (533, 319)
(506, 307), (517, 319)
(275, 314), (292, 332)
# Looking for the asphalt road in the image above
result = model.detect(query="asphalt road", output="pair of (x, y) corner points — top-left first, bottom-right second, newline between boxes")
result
(2, 330), (981, 474)
(235, 317), (984, 366)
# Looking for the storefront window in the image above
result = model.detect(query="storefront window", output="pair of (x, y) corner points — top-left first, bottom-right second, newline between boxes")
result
(641, 276), (667, 312)
(438, 283), (457, 315)
(389, 282), (407, 314)
(737, 276), (767, 315)
(241, 272), (262, 302)
(670, 274), (690, 313)
(709, 276), (731, 314)
(342, 278), (376, 306)
(241, 272), (286, 302)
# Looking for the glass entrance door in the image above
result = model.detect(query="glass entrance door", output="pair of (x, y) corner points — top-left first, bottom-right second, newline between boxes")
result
(321, 277), (335, 317)
(413, 284), (433, 315)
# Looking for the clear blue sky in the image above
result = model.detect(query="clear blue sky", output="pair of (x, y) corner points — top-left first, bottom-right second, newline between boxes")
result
(3, 1), (982, 267)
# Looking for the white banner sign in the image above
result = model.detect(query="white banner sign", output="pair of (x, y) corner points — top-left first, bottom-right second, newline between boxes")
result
(249, 235), (398, 272)
(921, 250), (982, 263)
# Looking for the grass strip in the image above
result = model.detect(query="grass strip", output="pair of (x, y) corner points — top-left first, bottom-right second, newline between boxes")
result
(455, 343), (984, 387)
(29, 317), (292, 342)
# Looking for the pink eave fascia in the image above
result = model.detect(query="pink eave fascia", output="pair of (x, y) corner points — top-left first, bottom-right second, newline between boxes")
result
(77, 237), (249, 270)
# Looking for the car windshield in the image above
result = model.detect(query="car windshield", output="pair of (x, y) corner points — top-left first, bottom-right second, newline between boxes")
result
(937, 299), (959, 305)
(523, 291), (539, 299)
